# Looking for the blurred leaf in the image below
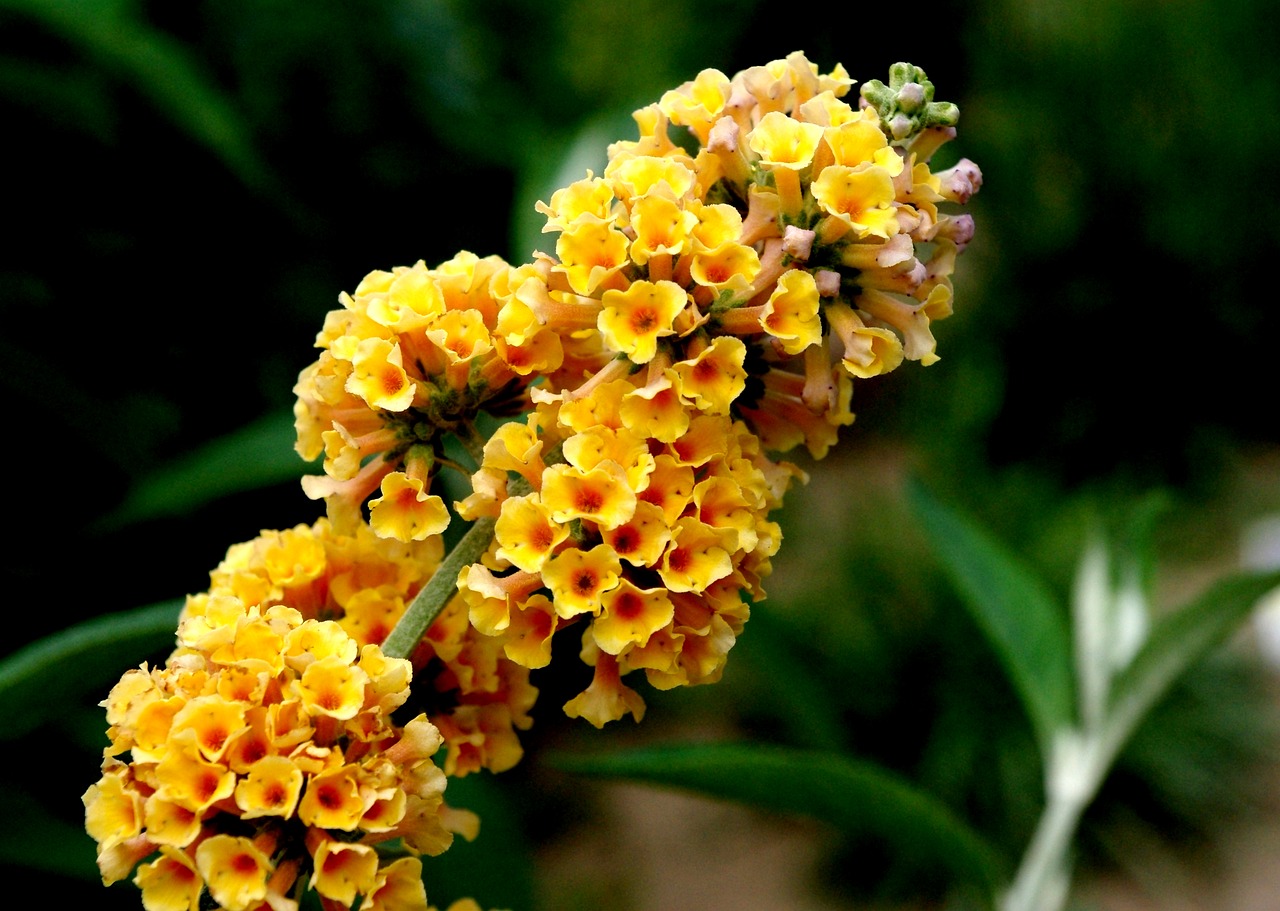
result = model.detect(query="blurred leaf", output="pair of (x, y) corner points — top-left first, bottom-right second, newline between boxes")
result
(0, 58), (115, 140)
(550, 742), (1007, 899)
(1100, 569), (1280, 767)
(731, 604), (847, 751)
(0, 785), (99, 879)
(99, 411), (307, 530)
(2, 0), (271, 190)
(418, 773), (537, 911)
(0, 600), (181, 740)
(908, 480), (1074, 760)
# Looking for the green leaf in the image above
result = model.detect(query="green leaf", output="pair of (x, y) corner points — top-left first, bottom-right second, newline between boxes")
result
(908, 481), (1074, 760)
(98, 411), (308, 530)
(550, 742), (1007, 898)
(0, 600), (181, 740)
(2, 0), (271, 190)
(1100, 568), (1280, 768)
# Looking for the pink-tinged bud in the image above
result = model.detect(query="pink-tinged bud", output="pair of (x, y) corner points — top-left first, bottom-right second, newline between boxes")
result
(937, 158), (983, 203)
(707, 115), (739, 154)
(814, 269), (842, 297)
(782, 225), (816, 261)
(935, 213), (976, 249)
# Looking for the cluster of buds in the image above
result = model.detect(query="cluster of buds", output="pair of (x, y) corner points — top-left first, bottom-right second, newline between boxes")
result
(88, 52), (978, 911)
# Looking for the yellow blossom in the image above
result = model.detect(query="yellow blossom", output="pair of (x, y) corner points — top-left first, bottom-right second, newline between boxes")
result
(555, 218), (630, 295)
(234, 755), (303, 819)
(671, 336), (747, 414)
(134, 847), (203, 911)
(540, 462), (637, 530)
(494, 494), (568, 573)
(592, 580), (675, 655)
(310, 838), (380, 906)
(346, 337), (417, 412)
(298, 765), (367, 830)
(369, 472), (451, 543)
(362, 856), (428, 911)
(598, 279), (687, 363)
(811, 164), (900, 240)
(543, 544), (623, 618)
(194, 834), (272, 911)
(659, 518), (734, 593)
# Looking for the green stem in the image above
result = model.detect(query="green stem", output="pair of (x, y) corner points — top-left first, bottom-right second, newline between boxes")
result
(999, 787), (1086, 911)
(380, 422), (543, 662)
(381, 514), (496, 661)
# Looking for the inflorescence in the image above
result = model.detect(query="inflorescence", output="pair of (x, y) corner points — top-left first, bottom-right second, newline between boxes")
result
(85, 52), (981, 911)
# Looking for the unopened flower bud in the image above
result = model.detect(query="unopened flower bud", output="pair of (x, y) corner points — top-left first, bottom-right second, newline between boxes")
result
(896, 82), (926, 112)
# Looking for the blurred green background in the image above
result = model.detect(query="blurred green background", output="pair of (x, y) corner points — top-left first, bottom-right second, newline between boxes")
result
(3, 1), (1279, 909)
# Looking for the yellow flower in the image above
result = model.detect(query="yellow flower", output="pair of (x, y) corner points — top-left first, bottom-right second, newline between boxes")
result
(606, 154), (697, 204)
(362, 856), (428, 911)
(153, 735), (236, 813)
(634, 454), (695, 525)
(543, 544), (623, 618)
(563, 652), (646, 727)
(83, 765), (142, 853)
(369, 471), (451, 543)
(298, 765), (366, 830)
(658, 67), (732, 144)
(747, 110), (824, 169)
(502, 594), (558, 669)
(628, 193), (696, 265)
(761, 268), (823, 355)
(659, 518), (734, 593)
(688, 242), (760, 296)
(294, 655), (370, 720)
(823, 109), (904, 175)
(143, 795), (201, 847)
(618, 374), (690, 444)
(194, 834), (272, 911)
(592, 580), (675, 655)
(747, 110), (824, 215)
(602, 500), (672, 567)
(826, 301), (905, 378)
(169, 695), (248, 763)
(310, 838), (380, 906)
(495, 494), (568, 573)
(134, 847), (203, 911)
(598, 279), (687, 363)
(234, 755), (303, 819)
(671, 336), (747, 414)
(555, 218), (630, 295)
(346, 337), (417, 412)
(536, 170), (617, 232)
(540, 462), (637, 530)
(811, 164), (899, 240)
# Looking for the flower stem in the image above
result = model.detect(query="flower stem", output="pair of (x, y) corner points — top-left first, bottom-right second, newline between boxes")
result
(381, 513), (496, 661)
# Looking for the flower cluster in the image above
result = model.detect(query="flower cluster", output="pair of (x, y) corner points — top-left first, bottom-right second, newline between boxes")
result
(444, 52), (980, 723)
(83, 603), (471, 911)
(528, 53), (979, 459)
(293, 253), (611, 540)
(455, 384), (798, 726)
(88, 52), (979, 911)
(184, 518), (537, 777)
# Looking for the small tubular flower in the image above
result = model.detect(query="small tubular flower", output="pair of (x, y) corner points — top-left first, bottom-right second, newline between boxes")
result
(598, 279), (687, 363)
